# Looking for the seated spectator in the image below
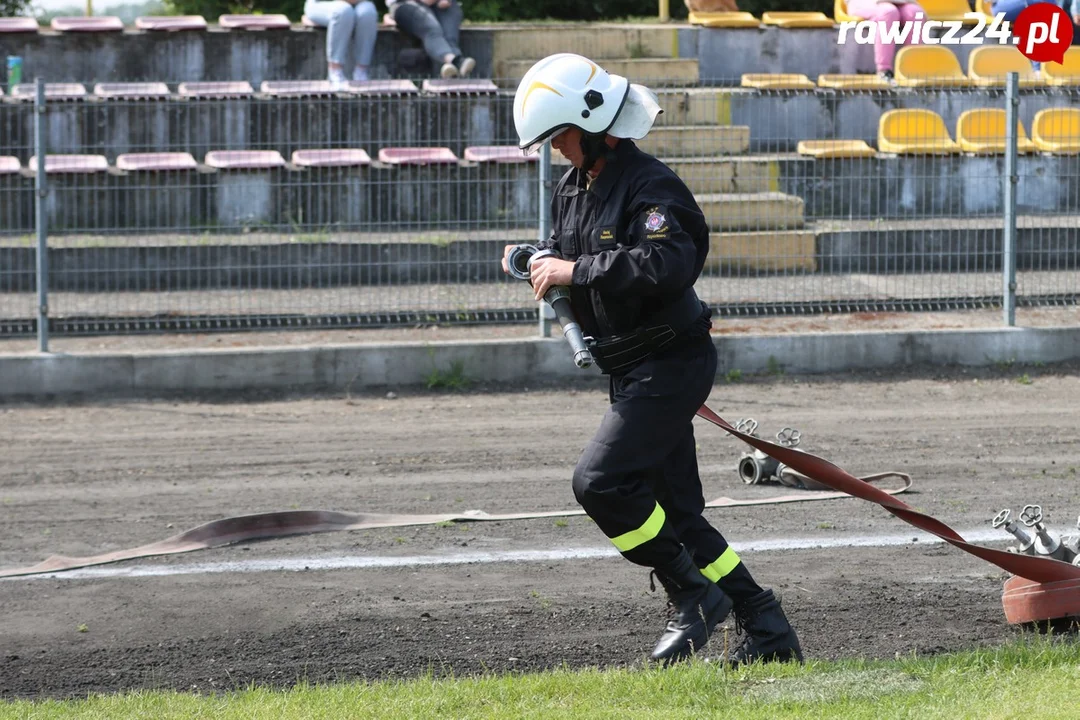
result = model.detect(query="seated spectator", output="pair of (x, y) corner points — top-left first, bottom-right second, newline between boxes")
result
(387, 0), (475, 78)
(847, 0), (927, 82)
(988, 0), (1079, 70)
(305, 0), (379, 86)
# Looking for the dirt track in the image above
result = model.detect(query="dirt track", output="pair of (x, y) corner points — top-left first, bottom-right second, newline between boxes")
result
(3, 362), (1080, 700)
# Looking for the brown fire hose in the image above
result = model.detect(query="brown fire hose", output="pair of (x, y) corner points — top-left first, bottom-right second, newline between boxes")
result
(695, 403), (1080, 586)
(0, 473), (912, 579)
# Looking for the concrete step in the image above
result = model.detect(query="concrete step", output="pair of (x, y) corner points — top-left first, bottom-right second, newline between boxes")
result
(489, 24), (680, 64)
(708, 230), (817, 273)
(499, 58), (699, 87)
(637, 125), (749, 157)
(698, 192), (806, 231)
(654, 88), (733, 127)
(665, 157), (778, 195)
(549, 126), (750, 163)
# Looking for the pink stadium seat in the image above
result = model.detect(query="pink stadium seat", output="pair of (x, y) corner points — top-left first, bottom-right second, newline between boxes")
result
(11, 83), (87, 100)
(135, 16), (208, 31)
(28, 155), (109, 174)
(422, 79), (497, 95)
(116, 153), (198, 171)
(260, 80), (335, 96)
(0, 156), (21, 174)
(292, 149), (372, 167)
(218, 14), (290, 30)
(204, 150), (286, 170)
(464, 146), (536, 164)
(51, 16), (123, 32)
(378, 147), (458, 165)
(342, 79), (418, 96)
(0, 17), (39, 32)
(177, 81), (253, 98)
(94, 82), (170, 99)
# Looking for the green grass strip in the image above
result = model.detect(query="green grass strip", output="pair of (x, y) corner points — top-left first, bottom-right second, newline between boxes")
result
(5, 635), (1080, 720)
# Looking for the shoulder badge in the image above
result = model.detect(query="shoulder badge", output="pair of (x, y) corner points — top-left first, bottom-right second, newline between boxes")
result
(644, 209), (667, 233)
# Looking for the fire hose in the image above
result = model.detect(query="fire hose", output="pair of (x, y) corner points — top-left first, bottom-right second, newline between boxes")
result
(505, 244), (593, 369)
(0, 473), (911, 579)
(695, 404), (1080, 625)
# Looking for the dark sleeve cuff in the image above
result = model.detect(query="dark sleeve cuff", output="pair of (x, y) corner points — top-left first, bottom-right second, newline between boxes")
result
(572, 256), (593, 287)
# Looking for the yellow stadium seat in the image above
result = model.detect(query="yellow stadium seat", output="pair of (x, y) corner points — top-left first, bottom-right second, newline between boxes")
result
(834, 0), (860, 22)
(968, 46), (1043, 87)
(741, 73), (816, 90)
(687, 11), (760, 27)
(761, 11), (835, 27)
(1032, 108), (1080, 154)
(955, 109), (1036, 154)
(894, 46), (972, 87)
(797, 140), (877, 158)
(817, 73), (892, 90)
(878, 109), (961, 154)
(1043, 47), (1080, 87)
(919, 0), (981, 22)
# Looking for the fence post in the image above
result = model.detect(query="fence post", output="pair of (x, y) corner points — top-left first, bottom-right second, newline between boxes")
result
(537, 142), (554, 337)
(34, 77), (50, 352)
(1002, 71), (1019, 327)
(659, 0), (670, 22)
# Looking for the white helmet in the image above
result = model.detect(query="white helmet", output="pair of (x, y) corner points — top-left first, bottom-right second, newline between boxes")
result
(513, 53), (663, 155)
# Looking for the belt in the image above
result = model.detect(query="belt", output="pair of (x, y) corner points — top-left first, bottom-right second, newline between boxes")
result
(585, 291), (706, 375)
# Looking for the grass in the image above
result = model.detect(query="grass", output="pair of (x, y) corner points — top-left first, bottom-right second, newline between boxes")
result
(424, 359), (471, 391)
(6, 637), (1080, 719)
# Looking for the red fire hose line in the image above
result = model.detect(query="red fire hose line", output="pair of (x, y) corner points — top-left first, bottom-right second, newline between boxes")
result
(696, 403), (1080, 585)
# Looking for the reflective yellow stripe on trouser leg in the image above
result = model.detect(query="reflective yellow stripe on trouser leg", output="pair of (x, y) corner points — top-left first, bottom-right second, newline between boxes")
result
(699, 546), (741, 582)
(610, 502), (666, 552)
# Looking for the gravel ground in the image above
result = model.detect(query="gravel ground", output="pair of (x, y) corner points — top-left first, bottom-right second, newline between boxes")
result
(2, 361), (1080, 699)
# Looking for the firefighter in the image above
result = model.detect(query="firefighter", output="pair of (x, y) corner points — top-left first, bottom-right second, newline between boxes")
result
(502, 53), (803, 665)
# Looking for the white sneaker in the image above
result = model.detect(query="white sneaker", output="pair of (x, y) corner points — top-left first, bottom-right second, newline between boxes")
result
(457, 56), (475, 77)
(352, 66), (369, 82)
(328, 67), (347, 89)
(440, 62), (458, 79)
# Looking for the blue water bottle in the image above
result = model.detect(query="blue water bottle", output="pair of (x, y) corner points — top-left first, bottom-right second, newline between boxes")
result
(6, 56), (22, 90)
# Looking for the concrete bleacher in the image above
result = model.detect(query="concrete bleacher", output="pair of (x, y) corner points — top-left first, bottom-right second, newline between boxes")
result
(0, 18), (1035, 86)
(2, 17), (1079, 299)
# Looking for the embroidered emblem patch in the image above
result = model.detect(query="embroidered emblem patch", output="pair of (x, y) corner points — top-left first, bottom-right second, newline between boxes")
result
(644, 211), (666, 232)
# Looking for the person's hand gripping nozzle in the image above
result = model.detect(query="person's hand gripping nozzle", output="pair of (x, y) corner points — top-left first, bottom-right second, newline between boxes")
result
(506, 244), (594, 369)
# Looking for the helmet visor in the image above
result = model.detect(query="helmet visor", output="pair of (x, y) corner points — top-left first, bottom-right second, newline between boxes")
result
(522, 126), (569, 155)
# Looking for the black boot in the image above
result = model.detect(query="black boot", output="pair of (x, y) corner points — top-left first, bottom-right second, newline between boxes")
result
(730, 589), (804, 665)
(649, 549), (734, 664)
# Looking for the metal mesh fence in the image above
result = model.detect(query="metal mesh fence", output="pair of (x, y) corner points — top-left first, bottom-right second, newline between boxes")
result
(1, 59), (1077, 341)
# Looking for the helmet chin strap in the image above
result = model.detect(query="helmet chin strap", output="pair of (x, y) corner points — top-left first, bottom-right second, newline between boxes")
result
(579, 132), (616, 175)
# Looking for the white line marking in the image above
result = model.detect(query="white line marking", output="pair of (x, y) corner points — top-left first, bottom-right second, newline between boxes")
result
(2, 527), (1009, 582)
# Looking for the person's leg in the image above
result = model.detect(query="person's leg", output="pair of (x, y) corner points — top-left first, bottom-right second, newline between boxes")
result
(432, 0), (474, 75)
(350, 0), (379, 80)
(848, 0), (901, 73)
(391, 0), (458, 74)
(647, 341), (803, 665)
(433, 0), (463, 57)
(993, 0), (1029, 24)
(647, 424), (764, 606)
(572, 336), (733, 663)
(897, 3), (923, 46)
(306, 0), (357, 83)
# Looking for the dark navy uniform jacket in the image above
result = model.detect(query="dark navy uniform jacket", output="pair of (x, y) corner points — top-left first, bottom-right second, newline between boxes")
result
(539, 138), (711, 341)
